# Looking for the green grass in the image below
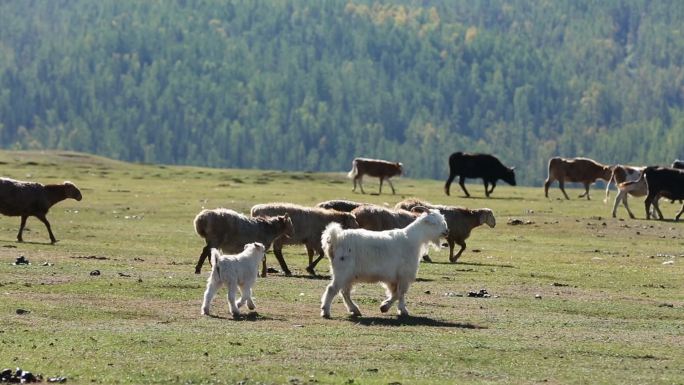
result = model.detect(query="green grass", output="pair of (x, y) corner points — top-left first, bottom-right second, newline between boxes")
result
(0, 150), (682, 384)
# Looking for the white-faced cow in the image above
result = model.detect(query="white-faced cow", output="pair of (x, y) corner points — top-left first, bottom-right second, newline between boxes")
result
(347, 158), (403, 195)
(672, 159), (684, 169)
(544, 157), (612, 200)
(641, 166), (684, 221)
(603, 165), (645, 218)
(444, 152), (516, 198)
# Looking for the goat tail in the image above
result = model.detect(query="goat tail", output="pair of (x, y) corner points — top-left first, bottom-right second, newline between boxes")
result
(347, 159), (358, 179)
(210, 248), (222, 281)
(604, 168), (617, 203)
(321, 222), (342, 260)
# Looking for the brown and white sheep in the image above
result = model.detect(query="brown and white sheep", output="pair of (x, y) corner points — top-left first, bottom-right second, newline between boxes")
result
(250, 203), (359, 276)
(395, 198), (496, 263)
(193, 208), (294, 276)
(0, 177), (82, 244)
(315, 200), (365, 212)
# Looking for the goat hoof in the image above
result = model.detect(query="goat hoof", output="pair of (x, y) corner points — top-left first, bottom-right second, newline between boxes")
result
(321, 310), (331, 319)
(305, 266), (316, 276)
(421, 255), (432, 263)
(380, 304), (390, 313)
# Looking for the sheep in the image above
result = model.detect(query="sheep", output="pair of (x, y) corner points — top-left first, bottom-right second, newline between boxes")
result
(0, 177), (82, 244)
(320, 209), (448, 318)
(201, 242), (266, 318)
(193, 208), (294, 276)
(351, 204), (419, 231)
(395, 198), (496, 263)
(250, 203), (359, 276)
(315, 199), (365, 212)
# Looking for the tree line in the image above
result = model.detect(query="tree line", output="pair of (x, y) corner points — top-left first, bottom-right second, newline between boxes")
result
(1, 0), (683, 185)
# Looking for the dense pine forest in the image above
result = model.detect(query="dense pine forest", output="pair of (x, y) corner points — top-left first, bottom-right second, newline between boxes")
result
(1, 0), (683, 185)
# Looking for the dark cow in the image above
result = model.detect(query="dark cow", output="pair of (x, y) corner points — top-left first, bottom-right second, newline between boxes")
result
(641, 166), (684, 220)
(673, 160), (684, 169)
(347, 158), (403, 195)
(544, 157), (612, 200)
(444, 152), (516, 197)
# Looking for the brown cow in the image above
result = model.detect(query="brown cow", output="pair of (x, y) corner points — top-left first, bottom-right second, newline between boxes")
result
(347, 157), (403, 195)
(544, 157), (612, 200)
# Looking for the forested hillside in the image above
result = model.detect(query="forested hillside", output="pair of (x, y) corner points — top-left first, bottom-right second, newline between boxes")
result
(1, 0), (683, 184)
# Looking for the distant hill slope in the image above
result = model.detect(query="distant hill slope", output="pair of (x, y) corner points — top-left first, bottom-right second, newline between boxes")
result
(1, 0), (683, 185)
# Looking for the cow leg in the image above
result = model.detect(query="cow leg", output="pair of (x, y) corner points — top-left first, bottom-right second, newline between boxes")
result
(622, 193), (636, 219)
(652, 197), (665, 220)
(458, 176), (470, 197)
(579, 183), (591, 200)
(386, 177), (396, 195)
(17, 215), (28, 242)
(543, 177), (553, 198)
(378, 177), (383, 194)
(675, 204), (684, 221)
(445, 171), (457, 196)
(645, 193), (656, 220)
(351, 176), (357, 192)
(558, 180), (570, 200)
(611, 191), (622, 218)
(488, 181), (497, 195)
(483, 180), (490, 197)
(357, 176), (366, 194)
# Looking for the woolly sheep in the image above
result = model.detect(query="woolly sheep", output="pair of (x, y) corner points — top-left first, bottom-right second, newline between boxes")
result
(193, 208), (294, 276)
(395, 198), (495, 263)
(0, 177), (82, 244)
(201, 242), (266, 318)
(250, 203), (359, 276)
(320, 209), (448, 318)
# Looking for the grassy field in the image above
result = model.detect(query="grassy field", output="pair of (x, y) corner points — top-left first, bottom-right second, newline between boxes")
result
(0, 150), (682, 385)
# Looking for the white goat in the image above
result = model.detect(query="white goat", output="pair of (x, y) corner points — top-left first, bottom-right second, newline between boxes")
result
(320, 209), (448, 318)
(201, 242), (266, 318)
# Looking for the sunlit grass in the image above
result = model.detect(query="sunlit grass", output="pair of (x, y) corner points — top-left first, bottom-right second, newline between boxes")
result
(0, 150), (682, 384)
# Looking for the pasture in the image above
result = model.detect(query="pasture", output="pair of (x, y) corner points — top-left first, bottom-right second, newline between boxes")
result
(0, 151), (682, 384)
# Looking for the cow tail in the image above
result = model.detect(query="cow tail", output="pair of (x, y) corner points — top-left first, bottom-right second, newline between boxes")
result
(321, 223), (342, 261)
(347, 159), (358, 179)
(604, 167), (617, 203)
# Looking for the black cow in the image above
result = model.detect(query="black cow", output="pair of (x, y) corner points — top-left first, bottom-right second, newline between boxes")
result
(444, 152), (516, 197)
(642, 166), (684, 221)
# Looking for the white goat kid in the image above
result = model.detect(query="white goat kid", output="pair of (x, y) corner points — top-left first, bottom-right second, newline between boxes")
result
(320, 209), (448, 318)
(201, 242), (266, 318)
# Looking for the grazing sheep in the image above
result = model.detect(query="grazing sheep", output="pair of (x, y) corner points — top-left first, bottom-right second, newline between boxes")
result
(201, 243), (266, 318)
(315, 200), (365, 212)
(193, 208), (294, 276)
(0, 178), (82, 244)
(396, 198), (496, 263)
(320, 209), (448, 318)
(251, 203), (359, 276)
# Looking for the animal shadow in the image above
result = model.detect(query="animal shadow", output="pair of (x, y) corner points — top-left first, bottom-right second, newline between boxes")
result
(287, 273), (331, 280)
(205, 312), (278, 322)
(348, 315), (486, 329)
